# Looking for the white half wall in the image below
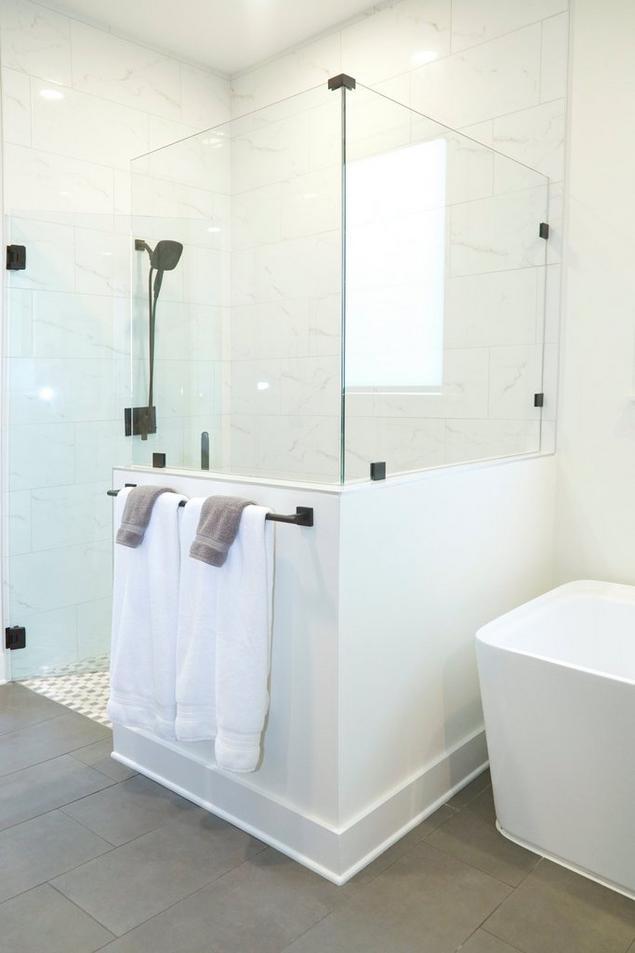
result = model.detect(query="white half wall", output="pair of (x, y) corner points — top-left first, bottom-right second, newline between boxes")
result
(111, 456), (555, 882)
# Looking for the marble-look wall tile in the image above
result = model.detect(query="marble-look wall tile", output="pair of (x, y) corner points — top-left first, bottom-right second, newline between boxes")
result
(444, 419), (540, 463)
(540, 13), (569, 102)
(74, 230), (131, 298)
(4, 147), (114, 219)
(70, 20), (182, 119)
(449, 186), (548, 276)
(180, 63), (231, 129)
(6, 288), (34, 358)
(445, 268), (541, 348)
(2, 67), (32, 145)
(341, 0), (451, 86)
(7, 491), (32, 555)
(0, 0), (72, 85)
(9, 539), (111, 614)
(30, 78), (150, 169)
(77, 597), (112, 660)
(451, 0), (567, 53)
(9, 422), (75, 491)
(490, 99), (566, 182)
(31, 291), (121, 360)
(8, 357), (118, 425)
(30, 483), (111, 551)
(412, 25), (541, 127)
(7, 218), (76, 293)
(231, 33), (341, 116)
(488, 344), (543, 419)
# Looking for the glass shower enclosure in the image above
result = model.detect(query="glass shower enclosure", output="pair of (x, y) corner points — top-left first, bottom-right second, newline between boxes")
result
(129, 76), (550, 485)
(2, 75), (550, 680)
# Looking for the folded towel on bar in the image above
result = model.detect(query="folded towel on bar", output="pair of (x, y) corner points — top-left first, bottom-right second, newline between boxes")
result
(108, 487), (187, 738)
(116, 485), (175, 548)
(189, 495), (253, 566)
(176, 498), (274, 772)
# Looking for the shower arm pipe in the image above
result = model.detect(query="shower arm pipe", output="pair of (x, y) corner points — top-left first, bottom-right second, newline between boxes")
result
(106, 488), (314, 526)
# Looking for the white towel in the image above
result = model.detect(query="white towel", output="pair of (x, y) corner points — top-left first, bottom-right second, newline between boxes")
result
(176, 499), (274, 773)
(108, 487), (186, 739)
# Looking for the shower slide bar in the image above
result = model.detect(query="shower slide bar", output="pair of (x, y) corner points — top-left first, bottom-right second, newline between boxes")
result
(106, 487), (314, 527)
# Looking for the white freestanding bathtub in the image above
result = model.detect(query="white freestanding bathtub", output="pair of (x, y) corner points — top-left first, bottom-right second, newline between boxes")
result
(476, 580), (635, 899)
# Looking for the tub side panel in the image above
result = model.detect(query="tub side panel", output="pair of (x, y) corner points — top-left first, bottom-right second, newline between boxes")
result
(478, 645), (635, 894)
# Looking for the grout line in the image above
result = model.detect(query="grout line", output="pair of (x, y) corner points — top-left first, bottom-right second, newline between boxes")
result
(47, 881), (118, 939)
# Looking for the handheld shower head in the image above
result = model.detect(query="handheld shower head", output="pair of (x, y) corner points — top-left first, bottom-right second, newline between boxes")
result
(150, 240), (183, 272)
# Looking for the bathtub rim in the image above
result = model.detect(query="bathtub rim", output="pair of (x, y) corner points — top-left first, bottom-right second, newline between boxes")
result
(475, 579), (635, 687)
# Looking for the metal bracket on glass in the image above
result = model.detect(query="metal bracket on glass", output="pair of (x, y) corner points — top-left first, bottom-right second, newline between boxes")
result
(539, 222), (550, 240)
(328, 73), (356, 91)
(124, 406), (157, 439)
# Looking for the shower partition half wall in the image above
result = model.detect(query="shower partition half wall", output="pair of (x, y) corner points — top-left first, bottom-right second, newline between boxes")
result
(129, 79), (551, 485)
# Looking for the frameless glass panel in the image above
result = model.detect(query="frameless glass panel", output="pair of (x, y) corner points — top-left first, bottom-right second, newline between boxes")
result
(129, 85), (344, 484)
(4, 210), (125, 678)
(343, 84), (549, 481)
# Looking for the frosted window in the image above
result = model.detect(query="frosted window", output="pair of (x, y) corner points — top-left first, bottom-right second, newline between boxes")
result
(346, 139), (447, 391)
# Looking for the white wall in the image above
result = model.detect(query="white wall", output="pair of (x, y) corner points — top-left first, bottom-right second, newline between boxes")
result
(555, 0), (635, 583)
(1, 0), (230, 677)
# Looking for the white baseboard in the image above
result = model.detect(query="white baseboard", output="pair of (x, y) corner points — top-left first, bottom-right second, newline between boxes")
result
(113, 725), (487, 884)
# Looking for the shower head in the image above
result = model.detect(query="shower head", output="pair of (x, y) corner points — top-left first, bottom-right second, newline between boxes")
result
(150, 240), (183, 272)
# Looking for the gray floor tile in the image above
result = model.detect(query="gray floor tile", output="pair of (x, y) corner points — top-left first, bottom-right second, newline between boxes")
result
(458, 930), (523, 952)
(0, 883), (113, 953)
(100, 847), (342, 953)
(485, 859), (635, 953)
(71, 738), (137, 781)
(61, 773), (198, 846)
(447, 770), (491, 811)
(0, 809), (111, 903)
(0, 711), (110, 777)
(0, 683), (68, 736)
(0, 754), (115, 831)
(52, 810), (262, 936)
(464, 786), (497, 824)
(427, 807), (539, 887)
(346, 805), (457, 890)
(286, 841), (511, 953)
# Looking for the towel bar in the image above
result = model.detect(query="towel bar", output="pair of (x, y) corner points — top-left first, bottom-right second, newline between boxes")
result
(106, 487), (314, 527)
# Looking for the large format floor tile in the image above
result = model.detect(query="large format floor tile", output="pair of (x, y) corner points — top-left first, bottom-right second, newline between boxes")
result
(99, 847), (343, 953)
(0, 883), (114, 953)
(0, 683), (68, 735)
(53, 811), (265, 936)
(0, 809), (111, 903)
(427, 806), (539, 886)
(485, 860), (635, 953)
(0, 711), (110, 776)
(285, 842), (511, 953)
(0, 754), (115, 831)
(458, 930), (523, 952)
(70, 738), (137, 781)
(61, 772), (198, 845)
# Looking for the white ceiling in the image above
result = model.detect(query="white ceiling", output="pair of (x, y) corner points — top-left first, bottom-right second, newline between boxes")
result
(43, 0), (375, 74)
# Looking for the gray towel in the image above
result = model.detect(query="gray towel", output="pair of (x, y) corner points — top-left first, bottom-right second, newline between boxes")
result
(190, 496), (252, 567)
(116, 486), (175, 548)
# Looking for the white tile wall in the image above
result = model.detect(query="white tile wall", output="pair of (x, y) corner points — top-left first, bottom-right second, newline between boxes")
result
(2, 0), (231, 677)
(229, 0), (568, 479)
